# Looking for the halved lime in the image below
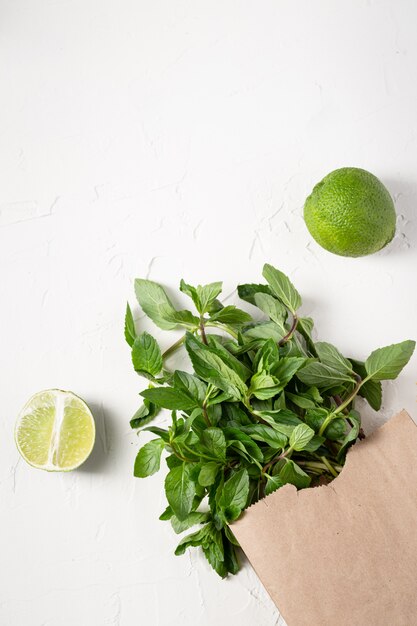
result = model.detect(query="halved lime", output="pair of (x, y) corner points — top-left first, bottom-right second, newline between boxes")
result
(15, 389), (95, 471)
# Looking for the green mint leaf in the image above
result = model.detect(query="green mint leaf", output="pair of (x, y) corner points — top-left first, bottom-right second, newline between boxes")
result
(202, 527), (227, 577)
(124, 303), (136, 347)
(206, 299), (223, 315)
(132, 331), (163, 377)
(219, 469), (249, 521)
(135, 278), (199, 330)
(325, 418), (347, 440)
(223, 428), (264, 463)
(185, 334), (248, 400)
(201, 428), (226, 461)
(196, 282), (223, 313)
(254, 292), (287, 326)
(279, 459), (311, 489)
(262, 264), (302, 313)
(179, 279), (201, 312)
(134, 438), (164, 477)
(315, 341), (353, 375)
(159, 505), (173, 521)
(253, 338), (279, 373)
(305, 408), (347, 440)
(224, 525), (240, 547)
(223, 539), (240, 575)
(198, 462), (220, 486)
(173, 370), (207, 406)
(285, 392), (316, 409)
(265, 474), (283, 496)
(364, 340), (416, 381)
(349, 359), (382, 411)
(289, 423), (315, 451)
(175, 525), (210, 555)
(243, 424), (287, 449)
(206, 336), (251, 381)
(249, 371), (282, 400)
(337, 411), (361, 461)
(171, 511), (210, 534)
(272, 357), (306, 387)
(243, 321), (286, 342)
(141, 387), (197, 411)
(297, 360), (355, 387)
(303, 434), (325, 452)
(165, 463), (196, 521)
(130, 399), (160, 429)
(297, 316), (316, 355)
(237, 283), (272, 305)
(209, 305), (252, 325)
(254, 409), (303, 437)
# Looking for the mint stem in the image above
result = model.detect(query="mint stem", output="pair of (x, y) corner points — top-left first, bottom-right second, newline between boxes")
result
(162, 334), (186, 359)
(278, 314), (298, 346)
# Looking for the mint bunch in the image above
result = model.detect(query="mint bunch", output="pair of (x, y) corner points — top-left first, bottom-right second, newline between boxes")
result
(125, 264), (415, 577)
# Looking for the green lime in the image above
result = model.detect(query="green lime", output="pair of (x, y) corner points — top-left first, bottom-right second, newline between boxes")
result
(304, 167), (396, 257)
(15, 389), (95, 471)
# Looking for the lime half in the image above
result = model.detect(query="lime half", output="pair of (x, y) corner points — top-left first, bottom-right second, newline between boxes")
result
(15, 389), (95, 471)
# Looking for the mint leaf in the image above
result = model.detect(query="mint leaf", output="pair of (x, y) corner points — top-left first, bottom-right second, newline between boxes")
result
(289, 423), (315, 451)
(262, 264), (302, 313)
(279, 459), (311, 488)
(206, 336), (251, 381)
(130, 399), (159, 429)
(243, 321), (286, 342)
(237, 283), (272, 305)
(180, 280), (223, 315)
(198, 462), (220, 486)
(165, 463), (196, 521)
(219, 469), (249, 521)
(254, 292), (287, 326)
(173, 370), (207, 406)
(350, 359), (382, 410)
(243, 424), (287, 449)
(132, 331), (163, 377)
(365, 340), (415, 381)
(285, 392), (315, 409)
(223, 428), (264, 464)
(134, 438), (164, 477)
(249, 371), (282, 400)
(175, 525), (210, 555)
(124, 303), (136, 347)
(297, 360), (355, 387)
(337, 411), (361, 462)
(265, 474), (283, 496)
(272, 357), (306, 386)
(315, 341), (353, 374)
(141, 387), (197, 411)
(185, 334), (248, 400)
(197, 282), (223, 313)
(135, 278), (199, 330)
(253, 338), (279, 373)
(171, 511), (209, 534)
(201, 428), (226, 460)
(179, 280), (201, 311)
(209, 305), (251, 325)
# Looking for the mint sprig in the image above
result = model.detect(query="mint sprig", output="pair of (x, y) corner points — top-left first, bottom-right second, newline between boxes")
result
(126, 264), (415, 577)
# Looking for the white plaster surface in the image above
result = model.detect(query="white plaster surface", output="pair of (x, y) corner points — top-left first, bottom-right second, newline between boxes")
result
(1, 1), (416, 625)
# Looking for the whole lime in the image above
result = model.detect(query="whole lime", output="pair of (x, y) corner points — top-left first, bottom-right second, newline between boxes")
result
(303, 167), (396, 257)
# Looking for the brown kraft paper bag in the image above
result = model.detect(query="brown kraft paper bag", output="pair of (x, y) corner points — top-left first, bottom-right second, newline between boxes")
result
(232, 410), (417, 626)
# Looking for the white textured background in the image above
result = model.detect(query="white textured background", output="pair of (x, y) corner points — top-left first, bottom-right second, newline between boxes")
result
(1, 2), (416, 625)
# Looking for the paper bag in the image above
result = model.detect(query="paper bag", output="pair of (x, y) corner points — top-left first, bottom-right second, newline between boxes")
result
(233, 410), (417, 626)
